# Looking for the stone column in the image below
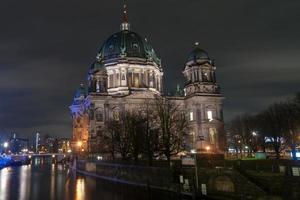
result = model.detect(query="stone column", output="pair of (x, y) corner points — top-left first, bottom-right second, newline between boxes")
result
(199, 68), (202, 81)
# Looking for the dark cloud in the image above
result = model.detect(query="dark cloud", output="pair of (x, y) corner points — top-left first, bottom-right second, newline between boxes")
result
(0, 0), (299, 139)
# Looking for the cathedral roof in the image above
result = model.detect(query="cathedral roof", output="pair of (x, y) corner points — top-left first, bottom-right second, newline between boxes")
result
(187, 45), (210, 62)
(96, 30), (161, 66)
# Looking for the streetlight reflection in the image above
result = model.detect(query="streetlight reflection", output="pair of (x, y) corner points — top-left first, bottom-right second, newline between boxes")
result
(75, 177), (86, 200)
(0, 168), (10, 200)
(18, 165), (31, 200)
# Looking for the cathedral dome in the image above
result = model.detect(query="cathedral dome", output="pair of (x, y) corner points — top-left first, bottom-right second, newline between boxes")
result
(96, 30), (161, 66)
(187, 46), (210, 62)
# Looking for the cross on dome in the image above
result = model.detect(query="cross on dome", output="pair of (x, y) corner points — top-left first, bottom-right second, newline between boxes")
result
(121, 0), (130, 30)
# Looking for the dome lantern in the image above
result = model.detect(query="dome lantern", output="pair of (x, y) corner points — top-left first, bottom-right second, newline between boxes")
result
(120, 0), (130, 31)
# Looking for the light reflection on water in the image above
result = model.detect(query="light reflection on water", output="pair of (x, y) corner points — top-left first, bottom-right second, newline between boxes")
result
(0, 167), (10, 200)
(75, 178), (85, 200)
(0, 157), (108, 200)
(18, 165), (31, 200)
(0, 157), (172, 200)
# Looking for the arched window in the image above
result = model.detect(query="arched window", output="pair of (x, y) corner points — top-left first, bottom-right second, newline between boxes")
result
(95, 108), (103, 122)
(113, 109), (120, 121)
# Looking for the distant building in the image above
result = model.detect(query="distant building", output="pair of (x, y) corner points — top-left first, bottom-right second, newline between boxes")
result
(44, 137), (71, 153)
(70, 4), (225, 155)
(9, 134), (29, 154)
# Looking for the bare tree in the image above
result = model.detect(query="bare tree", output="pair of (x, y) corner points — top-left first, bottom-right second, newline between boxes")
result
(102, 119), (119, 160)
(258, 103), (286, 159)
(228, 113), (260, 157)
(155, 97), (187, 164)
(140, 100), (159, 166)
(280, 97), (300, 160)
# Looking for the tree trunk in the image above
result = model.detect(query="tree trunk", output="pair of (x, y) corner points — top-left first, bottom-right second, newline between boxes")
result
(290, 130), (297, 161)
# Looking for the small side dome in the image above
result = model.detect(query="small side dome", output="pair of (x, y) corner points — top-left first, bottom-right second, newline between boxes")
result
(73, 84), (88, 104)
(187, 43), (210, 62)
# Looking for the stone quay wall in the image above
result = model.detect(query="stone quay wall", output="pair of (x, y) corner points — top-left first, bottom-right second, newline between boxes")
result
(76, 159), (277, 200)
(76, 160), (174, 189)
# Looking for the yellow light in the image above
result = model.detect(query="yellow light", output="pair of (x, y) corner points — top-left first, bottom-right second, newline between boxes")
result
(81, 148), (84, 152)
(52, 155), (55, 158)
(77, 141), (82, 147)
(206, 146), (210, 151)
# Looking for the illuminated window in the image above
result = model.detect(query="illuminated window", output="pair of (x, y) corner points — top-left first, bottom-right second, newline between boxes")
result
(189, 111), (194, 121)
(207, 110), (213, 121)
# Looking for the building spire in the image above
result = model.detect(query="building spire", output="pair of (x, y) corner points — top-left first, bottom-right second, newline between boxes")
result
(123, 0), (128, 23)
(121, 0), (130, 30)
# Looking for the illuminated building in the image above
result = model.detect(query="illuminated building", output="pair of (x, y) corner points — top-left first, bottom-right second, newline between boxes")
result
(70, 3), (225, 154)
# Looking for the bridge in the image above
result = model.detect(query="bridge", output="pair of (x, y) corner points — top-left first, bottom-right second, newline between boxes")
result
(7, 153), (70, 164)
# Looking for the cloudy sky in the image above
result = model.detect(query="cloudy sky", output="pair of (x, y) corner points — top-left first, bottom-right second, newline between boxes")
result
(0, 0), (299, 139)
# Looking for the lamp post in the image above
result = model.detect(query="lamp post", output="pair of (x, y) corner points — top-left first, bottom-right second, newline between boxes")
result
(191, 150), (199, 192)
(3, 142), (9, 154)
(206, 146), (210, 153)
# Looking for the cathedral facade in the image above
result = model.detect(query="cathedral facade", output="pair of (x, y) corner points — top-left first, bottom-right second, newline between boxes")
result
(70, 6), (225, 155)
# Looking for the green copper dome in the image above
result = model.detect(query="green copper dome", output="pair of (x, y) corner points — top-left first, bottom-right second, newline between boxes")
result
(96, 30), (161, 66)
(73, 84), (88, 104)
(187, 47), (210, 62)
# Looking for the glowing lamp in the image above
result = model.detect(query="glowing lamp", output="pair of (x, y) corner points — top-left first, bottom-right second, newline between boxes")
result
(190, 149), (196, 154)
(97, 156), (103, 160)
(3, 142), (8, 148)
(77, 141), (83, 147)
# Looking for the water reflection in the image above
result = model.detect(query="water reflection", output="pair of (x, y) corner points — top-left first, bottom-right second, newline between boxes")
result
(75, 178), (85, 200)
(0, 157), (177, 200)
(18, 165), (31, 200)
(0, 168), (10, 200)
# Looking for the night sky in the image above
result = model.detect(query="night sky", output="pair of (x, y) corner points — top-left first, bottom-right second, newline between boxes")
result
(1, 0), (300, 139)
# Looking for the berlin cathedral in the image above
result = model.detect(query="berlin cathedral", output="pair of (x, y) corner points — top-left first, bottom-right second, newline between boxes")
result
(70, 3), (225, 156)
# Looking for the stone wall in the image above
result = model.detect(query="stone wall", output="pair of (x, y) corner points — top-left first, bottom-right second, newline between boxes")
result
(244, 170), (300, 200)
(77, 159), (274, 199)
(181, 167), (267, 199)
(77, 160), (174, 189)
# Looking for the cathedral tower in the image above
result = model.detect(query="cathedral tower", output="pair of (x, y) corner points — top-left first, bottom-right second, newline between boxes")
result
(183, 43), (225, 153)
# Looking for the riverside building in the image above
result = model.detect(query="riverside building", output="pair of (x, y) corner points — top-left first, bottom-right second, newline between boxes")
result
(70, 4), (225, 155)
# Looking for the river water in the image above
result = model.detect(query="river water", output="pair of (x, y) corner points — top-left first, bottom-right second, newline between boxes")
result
(0, 158), (182, 200)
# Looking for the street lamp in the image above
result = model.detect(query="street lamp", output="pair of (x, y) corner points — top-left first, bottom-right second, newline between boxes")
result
(3, 142), (9, 148)
(190, 149), (196, 154)
(77, 141), (82, 147)
(206, 146), (210, 152)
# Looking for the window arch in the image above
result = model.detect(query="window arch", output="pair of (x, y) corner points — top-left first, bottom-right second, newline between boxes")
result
(95, 108), (103, 122)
